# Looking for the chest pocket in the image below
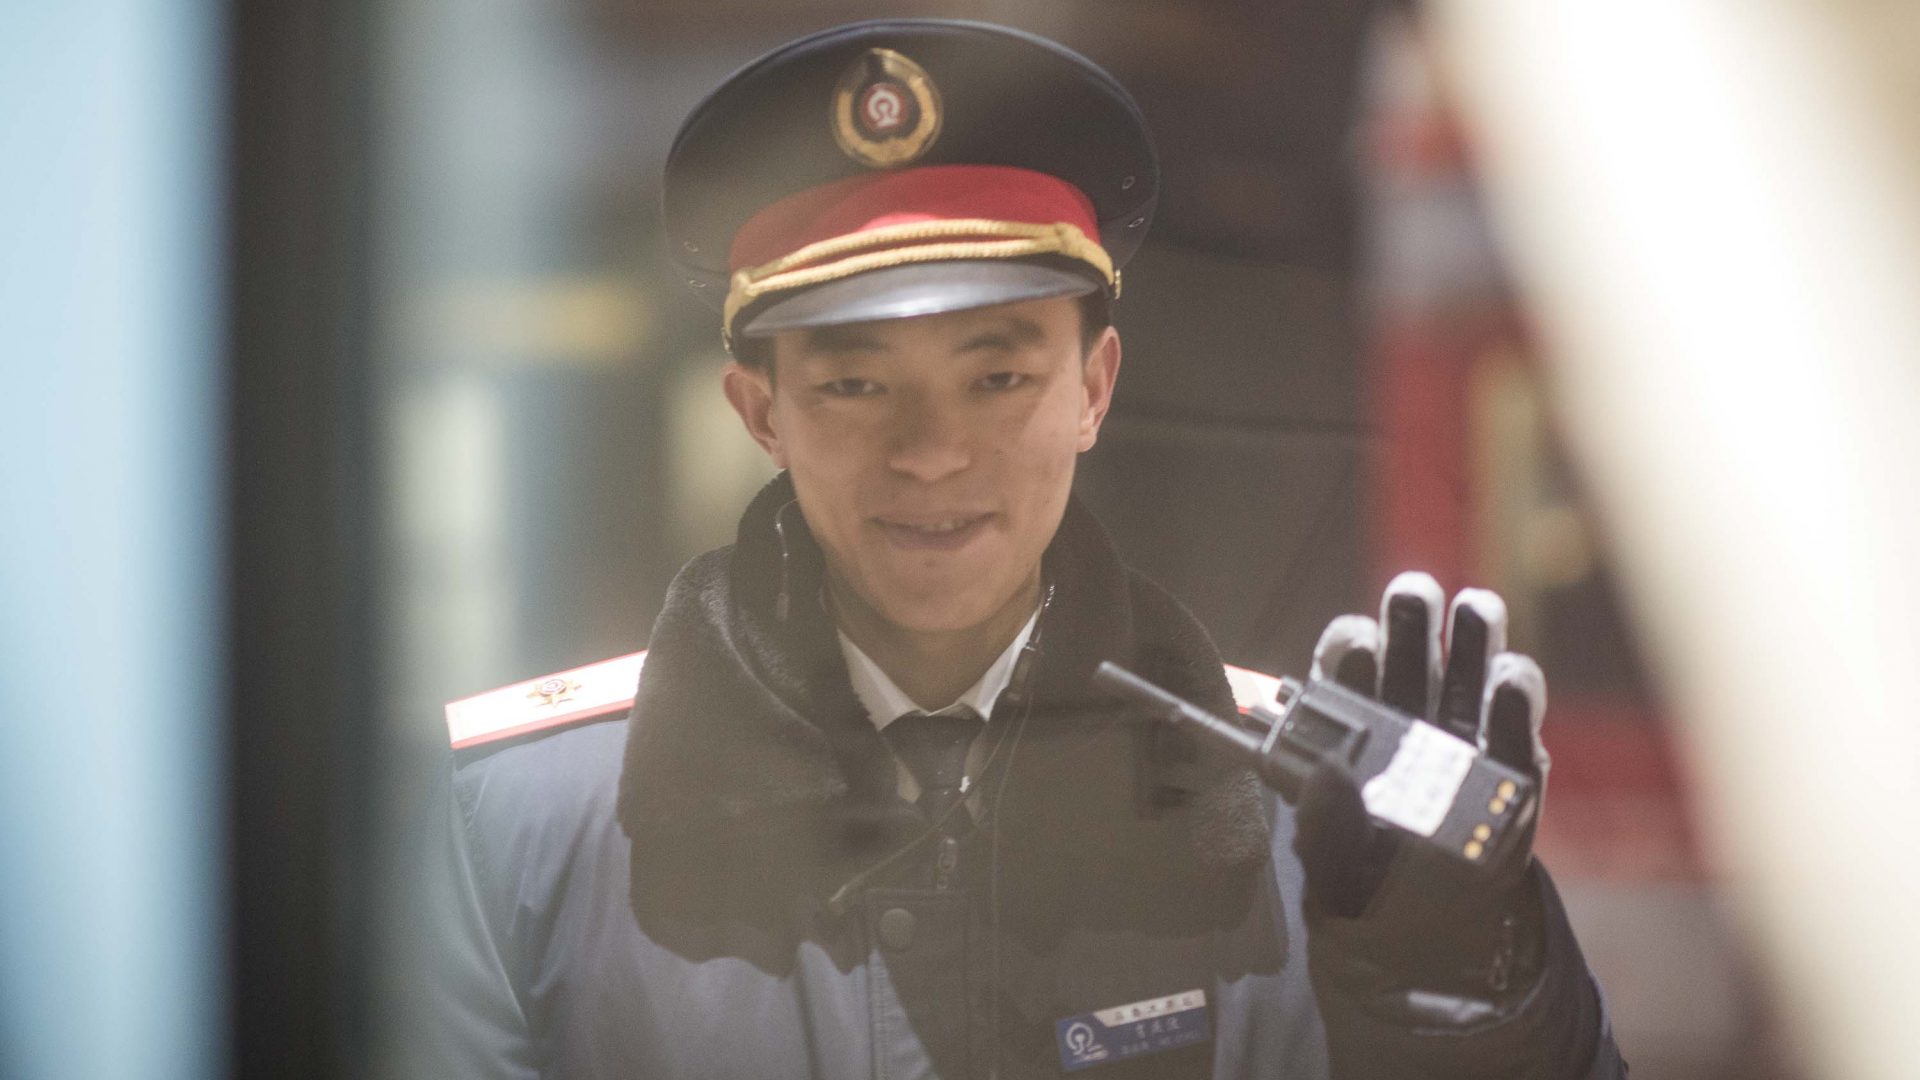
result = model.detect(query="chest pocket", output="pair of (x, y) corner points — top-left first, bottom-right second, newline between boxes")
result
(863, 888), (975, 1080)
(856, 888), (1249, 1080)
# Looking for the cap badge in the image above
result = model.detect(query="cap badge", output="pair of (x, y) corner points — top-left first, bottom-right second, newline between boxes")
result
(832, 48), (941, 169)
(527, 676), (579, 709)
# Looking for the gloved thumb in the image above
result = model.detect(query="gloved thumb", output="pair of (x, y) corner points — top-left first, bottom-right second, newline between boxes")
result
(1293, 760), (1398, 919)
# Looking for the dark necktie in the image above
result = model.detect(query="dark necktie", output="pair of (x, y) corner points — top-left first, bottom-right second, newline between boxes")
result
(883, 709), (983, 833)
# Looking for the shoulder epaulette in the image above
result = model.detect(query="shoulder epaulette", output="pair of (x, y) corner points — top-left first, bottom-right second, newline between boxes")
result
(446, 654), (1272, 749)
(1223, 663), (1282, 716)
(445, 651), (647, 750)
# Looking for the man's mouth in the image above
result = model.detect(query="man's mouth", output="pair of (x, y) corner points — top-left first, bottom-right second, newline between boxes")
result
(874, 513), (995, 552)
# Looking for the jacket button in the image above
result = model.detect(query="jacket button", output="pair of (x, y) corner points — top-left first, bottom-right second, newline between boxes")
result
(877, 907), (916, 951)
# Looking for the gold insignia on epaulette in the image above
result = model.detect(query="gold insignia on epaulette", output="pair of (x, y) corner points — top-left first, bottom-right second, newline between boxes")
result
(832, 48), (942, 169)
(446, 651), (647, 750)
(528, 676), (580, 708)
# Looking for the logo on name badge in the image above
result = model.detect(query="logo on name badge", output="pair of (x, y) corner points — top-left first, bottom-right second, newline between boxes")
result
(832, 48), (941, 168)
(1054, 989), (1210, 1072)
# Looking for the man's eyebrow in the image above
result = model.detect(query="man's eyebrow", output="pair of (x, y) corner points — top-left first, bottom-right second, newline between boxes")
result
(799, 325), (886, 354)
(956, 318), (1046, 351)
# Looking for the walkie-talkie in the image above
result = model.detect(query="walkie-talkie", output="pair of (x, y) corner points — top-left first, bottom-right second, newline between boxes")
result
(1093, 662), (1537, 872)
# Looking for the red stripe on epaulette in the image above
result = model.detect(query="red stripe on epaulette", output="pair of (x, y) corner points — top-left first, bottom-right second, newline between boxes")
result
(445, 651), (647, 750)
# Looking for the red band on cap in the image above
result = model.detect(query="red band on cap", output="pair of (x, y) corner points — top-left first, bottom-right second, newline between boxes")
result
(729, 165), (1100, 271)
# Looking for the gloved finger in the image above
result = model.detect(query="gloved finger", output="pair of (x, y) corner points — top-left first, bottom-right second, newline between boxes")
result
(1378, 572), (1444, 718)
(1311, 614), (1380, 695)
(1482, 651), (1549, 789)
(1436, 589), (1507, 742)
(1293, 760), (1398, 919)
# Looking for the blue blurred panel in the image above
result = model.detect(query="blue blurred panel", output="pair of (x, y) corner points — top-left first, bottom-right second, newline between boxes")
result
(0, 3), (225, 1080)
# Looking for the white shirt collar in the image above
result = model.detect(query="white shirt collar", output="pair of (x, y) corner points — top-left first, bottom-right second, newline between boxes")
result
(838, 609), (1040, 731)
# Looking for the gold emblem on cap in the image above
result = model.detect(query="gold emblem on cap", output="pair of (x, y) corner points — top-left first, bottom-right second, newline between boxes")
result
(832, 48), (942, 169)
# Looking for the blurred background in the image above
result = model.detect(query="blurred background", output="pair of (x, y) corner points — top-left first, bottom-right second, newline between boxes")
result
(7, 0), (1918, 1078)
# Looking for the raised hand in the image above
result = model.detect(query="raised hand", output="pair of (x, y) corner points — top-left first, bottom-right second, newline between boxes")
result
(1296, 572), (1549, 919)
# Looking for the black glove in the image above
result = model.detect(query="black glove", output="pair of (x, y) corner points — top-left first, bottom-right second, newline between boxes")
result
(1294, 573), (1606, 1078)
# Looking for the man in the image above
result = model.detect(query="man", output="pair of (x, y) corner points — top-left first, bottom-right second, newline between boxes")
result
(436, 19), (1624, 1079)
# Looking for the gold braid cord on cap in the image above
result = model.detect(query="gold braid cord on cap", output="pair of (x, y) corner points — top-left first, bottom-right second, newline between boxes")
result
(722, 219), (1117, 348)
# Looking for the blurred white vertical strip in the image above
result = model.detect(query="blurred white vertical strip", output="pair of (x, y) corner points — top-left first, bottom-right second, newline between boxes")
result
(1426, 3), (1920, 1078)
(0, 3), (225, 1080)
(375, 0), (595, 714)
(391, 373), (515, 706)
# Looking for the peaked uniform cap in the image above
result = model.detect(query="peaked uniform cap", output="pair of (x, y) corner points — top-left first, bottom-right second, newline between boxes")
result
(662, 19), (1159, 347)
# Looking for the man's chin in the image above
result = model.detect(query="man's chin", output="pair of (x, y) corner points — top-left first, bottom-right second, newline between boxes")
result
(870, 597), (1001, 636)
(861, 580), (1026, 637)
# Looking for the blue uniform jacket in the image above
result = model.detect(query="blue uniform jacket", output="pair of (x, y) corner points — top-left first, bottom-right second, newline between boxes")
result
(431, 480), (1625, 1079)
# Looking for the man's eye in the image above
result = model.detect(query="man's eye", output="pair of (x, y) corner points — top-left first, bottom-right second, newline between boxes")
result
(818, 378), (882, 397)
(975, 372), (1030, 391)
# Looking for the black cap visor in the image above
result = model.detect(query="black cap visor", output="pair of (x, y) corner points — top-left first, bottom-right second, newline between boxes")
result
(737, 258), (1101, 338)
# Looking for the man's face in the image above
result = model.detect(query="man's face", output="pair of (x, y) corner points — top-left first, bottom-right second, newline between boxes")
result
(724, 295), (1121, 636)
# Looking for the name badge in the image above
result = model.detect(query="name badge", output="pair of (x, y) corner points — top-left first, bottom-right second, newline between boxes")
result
(1054, 988), (1209, 1072)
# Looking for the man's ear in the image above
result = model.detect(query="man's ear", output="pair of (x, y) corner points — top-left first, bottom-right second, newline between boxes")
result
(723, 361), (788, 469)
(1076, 326), (1121, 452)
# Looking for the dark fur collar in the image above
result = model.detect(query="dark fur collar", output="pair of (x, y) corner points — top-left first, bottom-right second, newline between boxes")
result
(615, 474), (1271, 906)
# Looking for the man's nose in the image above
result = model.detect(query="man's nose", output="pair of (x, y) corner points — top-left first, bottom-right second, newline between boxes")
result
(885, 393), (972, 483)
